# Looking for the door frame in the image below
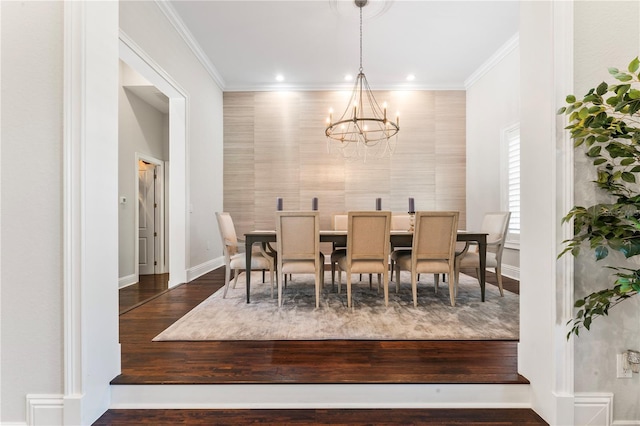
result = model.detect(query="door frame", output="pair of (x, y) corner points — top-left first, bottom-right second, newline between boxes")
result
(135, 153), (166, 280)
(119, 31), (188, 288)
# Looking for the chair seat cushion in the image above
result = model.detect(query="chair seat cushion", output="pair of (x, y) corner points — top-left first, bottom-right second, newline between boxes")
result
(281, 253), (325, 274)
(457, 251), (498, 268)
(390, 249), (411, 261)
(229, 252), (271, 270)
(396, 254), (451, 273)
(337, 257), (387, 274)
(330, 248), (346, 262)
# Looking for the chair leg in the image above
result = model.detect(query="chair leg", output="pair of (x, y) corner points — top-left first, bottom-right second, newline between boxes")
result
(270, 267), (275, 299)
(395, 266), (401, 292)
(337, 269), (342, 294)
(223, 266), (232, 298)
(315, 269), (321, 308)
(448, 266), (456, 306)
(383, 270), (389, 307)
(331, 262), (336, 290)
(262, 269), (265, 283)
(434, 274), (439, 294)
(369, 273), (373, 289)
(232, 269), (241, 289)
(496, 266), (504, 296)
(411, 272), (418, 307)
(454, 265), (460, 298)
(278, 270), (284, 307)
(347, 272), (353, 308)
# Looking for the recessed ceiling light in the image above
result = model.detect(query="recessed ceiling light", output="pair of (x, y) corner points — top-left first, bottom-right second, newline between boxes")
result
(344, 74), (353, 81)
(276, 74), (284, 82)
(406, 74), (416, 81)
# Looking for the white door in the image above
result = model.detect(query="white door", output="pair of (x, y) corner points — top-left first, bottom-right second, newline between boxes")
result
(138, 160), (156, 275)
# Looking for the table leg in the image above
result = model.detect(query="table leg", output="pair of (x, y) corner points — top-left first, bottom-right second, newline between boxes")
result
(245, 239), (252, 303)
(478, 236), (487, 302)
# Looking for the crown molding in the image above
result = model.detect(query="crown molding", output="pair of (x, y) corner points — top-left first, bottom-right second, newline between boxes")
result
(154, 0), (226, 90)
(464, 33), (519, 89)
(224, 83), (466, 92)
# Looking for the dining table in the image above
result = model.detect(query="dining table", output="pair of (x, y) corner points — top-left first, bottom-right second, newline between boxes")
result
(244, 230), (488, 304)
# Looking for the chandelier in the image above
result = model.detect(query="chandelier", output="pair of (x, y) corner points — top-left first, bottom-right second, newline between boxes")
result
(325, 0), (399, 161)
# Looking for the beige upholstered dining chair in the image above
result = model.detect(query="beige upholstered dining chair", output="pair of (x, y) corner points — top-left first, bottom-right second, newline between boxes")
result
(391, 211), (459, 307)
(276, 211), (324, 308)
(335, 211), (392, 308)
(215, 212), (274, 299)
(455, 211), (511, 297)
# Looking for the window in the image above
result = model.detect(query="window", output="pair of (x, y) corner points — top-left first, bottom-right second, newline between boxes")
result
(502, 124), (520, 246)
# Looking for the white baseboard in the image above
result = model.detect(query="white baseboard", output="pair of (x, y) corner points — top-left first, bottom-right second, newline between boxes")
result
(613, 421), (640, 425)
(500, 264), (520, 281)
(26, 394), (64, 426)
(118, 273), (137, 289)
(575, 393), (613, 426)
(111, 383), (531, 409)
(187, 257), (224, 282)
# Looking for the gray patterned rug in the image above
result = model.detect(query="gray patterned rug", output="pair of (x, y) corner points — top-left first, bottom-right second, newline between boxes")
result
(153, 271), (519, 341)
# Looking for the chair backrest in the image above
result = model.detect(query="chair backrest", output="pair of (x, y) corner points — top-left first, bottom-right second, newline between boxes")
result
(347, 211), (391, 263)
(480, 212), (511, 256)
(276, 211), (320, 262)
(391, 214), (412, 231)
(412, 211), (459, 262)
(216, 212), (238, 256)
(332, 214), (348, 231)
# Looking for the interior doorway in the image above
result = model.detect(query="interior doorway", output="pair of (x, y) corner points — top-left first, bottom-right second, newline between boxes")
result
(137, 155), (166, 277)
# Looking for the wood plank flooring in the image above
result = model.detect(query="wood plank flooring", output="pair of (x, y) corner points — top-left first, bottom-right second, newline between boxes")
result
(96, 268), (546, 426)
(113, 267), (524, 385)
(119, 273), (169, 314)
(94, 408), (547, 425)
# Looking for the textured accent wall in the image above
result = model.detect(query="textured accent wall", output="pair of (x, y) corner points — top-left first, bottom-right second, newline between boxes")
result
(224, 90), (466, 236)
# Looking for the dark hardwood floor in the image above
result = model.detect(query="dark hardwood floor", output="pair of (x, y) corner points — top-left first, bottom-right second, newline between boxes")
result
(98, 268), (545, 426)
(94, 408), (547, 425)
(119, 273), (169, 314)
(113, 267), (524, 385)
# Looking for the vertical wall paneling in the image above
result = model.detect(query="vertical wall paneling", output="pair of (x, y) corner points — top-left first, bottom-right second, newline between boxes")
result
(223, 90), (466, 236)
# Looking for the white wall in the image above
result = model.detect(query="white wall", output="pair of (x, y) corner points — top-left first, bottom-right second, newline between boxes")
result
(573, 1), (640, 422)
(466, 42), (520, 276)
(0, 2), (64, 421)
(118, 60), (169, 282)
(519, 2), (575, 424)
(119, 1), (224, 275)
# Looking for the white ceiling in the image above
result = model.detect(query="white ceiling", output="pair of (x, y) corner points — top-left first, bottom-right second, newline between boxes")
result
(168, 0), (520, 91)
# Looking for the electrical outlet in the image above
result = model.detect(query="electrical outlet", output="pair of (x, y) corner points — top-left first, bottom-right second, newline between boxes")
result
(617, 353), (633, 378)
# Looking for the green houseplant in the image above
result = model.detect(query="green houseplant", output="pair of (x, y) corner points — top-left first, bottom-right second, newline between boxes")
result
(558, 57), (640, 338)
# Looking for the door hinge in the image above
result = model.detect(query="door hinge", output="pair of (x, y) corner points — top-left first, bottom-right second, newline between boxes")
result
(154, 232), (157, 237)
(154, 261), (157, 266)
(154, 203), (158, 208)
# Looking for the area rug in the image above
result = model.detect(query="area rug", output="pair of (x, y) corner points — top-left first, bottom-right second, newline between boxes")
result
(153, 271), (519, 341)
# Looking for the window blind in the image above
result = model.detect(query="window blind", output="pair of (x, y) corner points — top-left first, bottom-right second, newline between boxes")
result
(506, 128), (520, 238)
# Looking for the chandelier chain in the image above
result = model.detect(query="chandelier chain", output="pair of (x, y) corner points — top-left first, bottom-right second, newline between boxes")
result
(359, 6), (363, 72)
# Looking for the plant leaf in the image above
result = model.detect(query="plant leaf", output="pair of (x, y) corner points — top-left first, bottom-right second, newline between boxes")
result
(596, 82), (609, 95)
(629, 57), (640, 73)
(595, 245), (609, 260)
